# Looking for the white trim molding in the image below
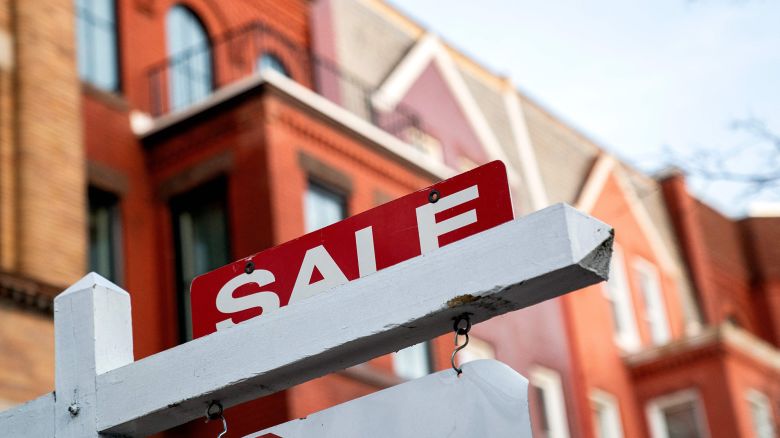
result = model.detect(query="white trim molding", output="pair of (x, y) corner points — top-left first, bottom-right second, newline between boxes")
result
(603, 244), (641, 352)
(371, 33), (440, 111)
(530, 365), (571, 438)
(633, 257), (671, 346)
(646, 389), (709, 438)
(746, 389), (776, 438)
(626, 321), (780, 372)
(370, 33), (521, 187)
(590, 389), (624, 438)
(576, 154), (616, 215)
(135, 70), (454, 182)
(503, 87), (549, 210)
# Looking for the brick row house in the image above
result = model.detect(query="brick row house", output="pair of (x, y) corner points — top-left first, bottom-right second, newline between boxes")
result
(314, 0), (779, 437)
(0, 0), (778, 437)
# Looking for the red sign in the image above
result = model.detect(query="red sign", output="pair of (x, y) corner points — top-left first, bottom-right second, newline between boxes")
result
(190, 161), (513, 338)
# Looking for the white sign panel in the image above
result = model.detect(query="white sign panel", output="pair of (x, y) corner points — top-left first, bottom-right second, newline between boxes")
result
(244, 360), (532, 438)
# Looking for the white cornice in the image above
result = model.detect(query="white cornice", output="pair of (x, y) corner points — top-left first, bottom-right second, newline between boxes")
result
(502, 88), (548, 210)
(626, 322), (780, 372)
(133, 70), (454, 181)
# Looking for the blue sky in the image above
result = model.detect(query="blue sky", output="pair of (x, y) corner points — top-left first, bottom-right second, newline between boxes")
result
(388, 0), (780, 216)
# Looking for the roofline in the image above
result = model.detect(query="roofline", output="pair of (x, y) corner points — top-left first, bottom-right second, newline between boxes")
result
(626, 321), (780, 374)
(365, 0), (509, 90)
(369, 0), (619, 159)
(132, 70), (454, 182)
(370, 33), (520, 186)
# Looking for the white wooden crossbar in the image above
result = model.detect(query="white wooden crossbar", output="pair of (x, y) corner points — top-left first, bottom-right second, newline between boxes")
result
(0, 204), (612, 437)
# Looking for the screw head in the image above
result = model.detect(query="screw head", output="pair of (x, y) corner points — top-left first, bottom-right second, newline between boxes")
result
(245, 261), (255, 274)
(68, 403), (80, 417)
(428, 189), (440, 203)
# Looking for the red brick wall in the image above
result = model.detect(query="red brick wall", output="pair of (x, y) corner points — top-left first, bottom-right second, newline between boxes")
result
(563, 172), (690, 437)
(742, 217), (780, 345)
(661, 174), (773, 343)
(83, 0), (313, 358)
(112, 0), (310, 113)
(723, 345), (780, 438)
(77, 2), (336, 435)
(633, 348), (738, 438)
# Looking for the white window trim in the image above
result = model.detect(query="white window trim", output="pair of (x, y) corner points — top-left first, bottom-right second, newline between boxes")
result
(392, 341), (432, 380)
(646, 389), (709, 438)
(602, 245), (641, 352)
(590, 389), (624, 438)
(530, 366), (570, 438)
(633, 257), (671, 346)
(746, 388), (776, 438)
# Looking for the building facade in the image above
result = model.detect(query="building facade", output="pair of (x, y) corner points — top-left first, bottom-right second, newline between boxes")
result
(314, 1), (780, 437)
(0, 0), (84, 410)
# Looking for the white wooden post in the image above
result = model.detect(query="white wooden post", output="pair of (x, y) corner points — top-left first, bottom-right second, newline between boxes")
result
(53, 273), (134, 437)
(0, 204), (612, 437)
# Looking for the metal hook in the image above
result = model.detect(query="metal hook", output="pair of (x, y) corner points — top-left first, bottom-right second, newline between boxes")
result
(450, 315), (471, 376)
(205, 401), (228, 438)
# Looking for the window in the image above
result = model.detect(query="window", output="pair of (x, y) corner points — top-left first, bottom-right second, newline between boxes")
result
(747, 389), (776, 438)
(76, 0), (119, 91)
(603, 245), (640, 351)
(171, 179), (230, 341)
(591, 390), (623, 438)
(530, 366), (570, 438)
(647, 389), (708, 438)
(166, 6), (212, 111)
(256, 53), (289, 77)
(392, 341), (432, 380)
(634, 259), (670, 345)
(88, 187), (122, 284)
(304, 182), (346, 232)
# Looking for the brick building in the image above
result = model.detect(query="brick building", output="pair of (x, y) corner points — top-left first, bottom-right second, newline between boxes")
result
(2, 0), (460, 435)
(0, 0), (778, 437)
(0, 0), (84, 410)
(314, 1), (779, 437)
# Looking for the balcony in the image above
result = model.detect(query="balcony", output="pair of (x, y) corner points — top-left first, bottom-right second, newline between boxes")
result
(145, 21), (427, 147)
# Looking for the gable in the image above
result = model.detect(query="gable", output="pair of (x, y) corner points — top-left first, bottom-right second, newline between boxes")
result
(393, 61), (488, 168)
(576, 156), (678, 275)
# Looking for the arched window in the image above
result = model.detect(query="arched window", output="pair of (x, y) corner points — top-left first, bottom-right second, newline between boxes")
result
(167, 6), (212, 111)
(256, 52), (290, 77)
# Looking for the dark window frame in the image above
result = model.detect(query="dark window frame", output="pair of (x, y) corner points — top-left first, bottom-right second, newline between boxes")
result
(88, 186), (123, 285)
(304, 179), (349, 233)
(170, 177), (231, 343)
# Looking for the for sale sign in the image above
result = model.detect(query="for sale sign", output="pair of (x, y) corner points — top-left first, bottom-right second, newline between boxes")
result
(190, 161), (513, 338)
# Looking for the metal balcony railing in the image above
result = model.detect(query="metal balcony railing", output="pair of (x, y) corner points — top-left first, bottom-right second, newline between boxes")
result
(145, 21), (426, 146)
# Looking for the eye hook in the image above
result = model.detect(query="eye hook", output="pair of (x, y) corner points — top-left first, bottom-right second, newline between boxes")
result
(206, 401), (228, 438)
(450, 314), (471, 376)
